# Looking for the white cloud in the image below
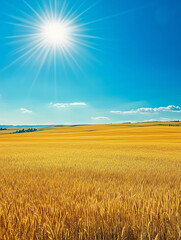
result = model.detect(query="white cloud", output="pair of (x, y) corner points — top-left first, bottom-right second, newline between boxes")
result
(50, 102), (87, 108)
(20, 108), (32, 114)
(155, 105), (181, 112)
(143, 119), (157, 122)
(110, 105), (181, 114)
(160, 117), (170, 121)
(110, 110), (138, 114)
(92, 117), (110, 121)
(70, 102), (87, 106)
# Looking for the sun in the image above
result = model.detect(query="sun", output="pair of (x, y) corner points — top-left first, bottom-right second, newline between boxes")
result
(40, 19), (71, 48)
(4, 0), (101, 75)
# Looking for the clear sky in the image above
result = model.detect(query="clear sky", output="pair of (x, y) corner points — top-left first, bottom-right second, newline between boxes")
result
(0, 0), (181, 125)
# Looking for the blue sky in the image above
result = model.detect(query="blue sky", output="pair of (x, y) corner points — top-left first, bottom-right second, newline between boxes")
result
(0, 0), (181, 125)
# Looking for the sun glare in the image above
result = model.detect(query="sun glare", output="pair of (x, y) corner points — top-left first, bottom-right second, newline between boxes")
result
(40, 20), (70, 48)
(4, 0), (101, 76)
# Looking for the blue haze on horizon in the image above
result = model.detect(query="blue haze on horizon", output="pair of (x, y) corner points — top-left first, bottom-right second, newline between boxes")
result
(0, 0), (180, 125)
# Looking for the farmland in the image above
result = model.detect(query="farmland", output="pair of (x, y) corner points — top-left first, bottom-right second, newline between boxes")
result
(0, 122), (181, 239)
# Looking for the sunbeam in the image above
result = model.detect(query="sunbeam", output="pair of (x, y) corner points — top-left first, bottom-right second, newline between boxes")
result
(2, 0), (154, 77)
(4, 0), (102, 75)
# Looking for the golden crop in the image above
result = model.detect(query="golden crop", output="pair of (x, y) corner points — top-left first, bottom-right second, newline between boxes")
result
(0, 122), (181, 239)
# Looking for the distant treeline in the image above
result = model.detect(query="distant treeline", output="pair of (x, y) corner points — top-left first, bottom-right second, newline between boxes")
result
(14, 128), (38, 134)
(0, 128), (7, 131)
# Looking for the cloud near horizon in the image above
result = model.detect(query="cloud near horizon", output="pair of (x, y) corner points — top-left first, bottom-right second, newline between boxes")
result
(92, 117), (110, 121)
(20, 108), (32, 114)
(50, 102), (87, 108)
(110, 105), (181, 114)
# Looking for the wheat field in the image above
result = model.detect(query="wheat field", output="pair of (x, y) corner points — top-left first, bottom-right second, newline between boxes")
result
(0, 122), (181, 240)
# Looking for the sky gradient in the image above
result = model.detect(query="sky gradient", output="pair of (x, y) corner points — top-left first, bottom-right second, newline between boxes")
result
(0, 0), (181, 125)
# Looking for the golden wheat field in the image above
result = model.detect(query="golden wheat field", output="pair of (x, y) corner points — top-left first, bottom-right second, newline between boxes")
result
(0, 122), (181, 240)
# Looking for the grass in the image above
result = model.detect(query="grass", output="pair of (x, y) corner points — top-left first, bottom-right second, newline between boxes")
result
(0, 122), (181, 239)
